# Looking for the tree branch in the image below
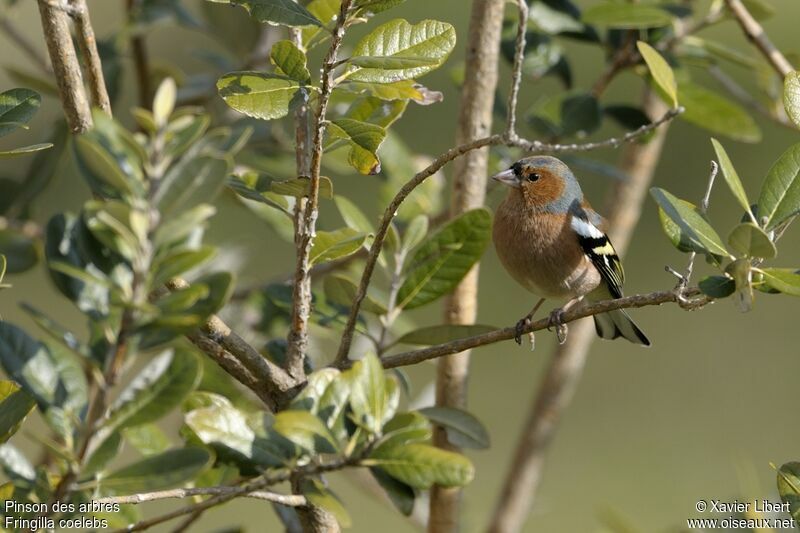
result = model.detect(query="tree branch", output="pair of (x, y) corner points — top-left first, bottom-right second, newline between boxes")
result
(724, 0), (794, 77)
(429, 1), (507, 531)
(96, 487), (305, 507)
(285, 0), (353, 379)
(68, 0), (111, 115)
(36, 0), (92, 133)
(165, 278), (298, 411)
(487, 92), (673, 533)
(334, 107), (683, 364)
(365, 288), (709, 371)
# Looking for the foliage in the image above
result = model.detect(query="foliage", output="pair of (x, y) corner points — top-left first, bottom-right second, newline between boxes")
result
(0, 0), (798, 530)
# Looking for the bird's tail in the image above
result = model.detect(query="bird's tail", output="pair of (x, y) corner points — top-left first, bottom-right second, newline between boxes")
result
(592, 309), (650, 346)
(588, 287), (650, 346)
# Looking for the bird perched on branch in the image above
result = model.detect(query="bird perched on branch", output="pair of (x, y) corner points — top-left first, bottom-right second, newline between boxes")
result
(491, 155), (650, 346)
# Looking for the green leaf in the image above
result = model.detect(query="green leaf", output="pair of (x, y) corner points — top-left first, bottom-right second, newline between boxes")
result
(345, 96), (408, 129)
(272, 410), (339, 453)
(270, 40), (311, 83)
(354, 0), (405, 17)
(83, 431), (122, 476)
(419, 406), (490, 450)
(560, 93), (601, 137)
(636, 41), (677, 108)
(0, 143), (53, 159)
(324, 275), (387, 315)
(348, 56), (440, 69)
(397, 208), (491, 310)
(0, 88), (41, 138)
(0, 381), (36, 444)
(291, 368), (341, 413)
(0, 443), (35, 482)
(367, 442), (474, 489)
(152, 246), (217, 286)
(342, 80), (425, 101)
(727, 222), (776, 259)
(757, 142), (800, 230)
(582, 3), (673, 28)
(102, 448), (213, 494)
(75, 110), (146, 198)
(777, 462), (800, 521)
(759, 268), (800, 296)
(154, 204), (216, 248)
(711, 138), (754, 221)
(0, 323), (69, 409)
(300, 478), (352, 527)
(328, 119), (386, 175)
(347, 19), (456, 83)
(370, 467), (416, 516)
(154, 155), (232, 215)
(0, 229), (39, 274)
(124, 424), (171, 456)
(221, 0), (322, 27)
(153, 77), (177, 127)
(784, 71), (800, 129)
(335, 195), (374, 234)
(310, 228), (367, 265)
(650, 188), (729, 258)
(186, 402), (293, 468)
(395, 324), (496, 346)
(699, 275), (736, 298)
(217, 72), (301, 120)
(740, 0), (776, 20)
(380, 411), (431, 449)
(345, 353), (391, 434)
(678, 82), (761, 143)
(104, 350), (201, 434)
(402, 215), (428, 253)
(271, 176), (334, 199)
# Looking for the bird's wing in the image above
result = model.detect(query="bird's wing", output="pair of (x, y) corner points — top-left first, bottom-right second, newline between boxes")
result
(570, 210), (625, 298)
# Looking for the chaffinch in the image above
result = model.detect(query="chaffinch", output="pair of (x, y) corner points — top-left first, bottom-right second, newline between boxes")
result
(491, 155), (650, 346)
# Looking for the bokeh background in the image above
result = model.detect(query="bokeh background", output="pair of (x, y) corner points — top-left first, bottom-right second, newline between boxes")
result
(1, 0), (800, 531)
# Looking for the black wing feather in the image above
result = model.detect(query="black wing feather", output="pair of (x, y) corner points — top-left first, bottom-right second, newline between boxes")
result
(576, 232), (625, 299)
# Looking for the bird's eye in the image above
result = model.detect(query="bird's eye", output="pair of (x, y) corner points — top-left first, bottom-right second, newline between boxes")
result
(527, 172), (541, 182)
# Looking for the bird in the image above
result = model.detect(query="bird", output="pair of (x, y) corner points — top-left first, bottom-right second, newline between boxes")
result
(491, 155), (650, 346)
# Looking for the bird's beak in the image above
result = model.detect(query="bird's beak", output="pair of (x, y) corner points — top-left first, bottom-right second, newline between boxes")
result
(491, 168), (519, 188)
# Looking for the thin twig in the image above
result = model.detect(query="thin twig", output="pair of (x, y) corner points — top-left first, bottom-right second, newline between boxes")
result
(333, 107), (683, 363)
(69, 0), (111, 115)
(285, 0), (353, 379)
(165, 278), (298, 411)
(678, 161), (719, 290)
(36, 0), (92, 133)
(724, 0), (794, 77)
(357, 289), (709, 371)
(96, 487), (305, 506)
(504, 0), (527, 139)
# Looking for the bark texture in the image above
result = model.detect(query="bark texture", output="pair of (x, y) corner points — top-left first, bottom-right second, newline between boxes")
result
(428, 1), (506, 531)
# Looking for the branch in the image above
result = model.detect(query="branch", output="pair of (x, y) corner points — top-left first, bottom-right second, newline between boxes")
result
(36, 0), (92, 133)
(724, 0), (794, 77)
(165, 278), (298, 411)
(285, 0), (353, 379)
(429, 0), (508, 530)
(487, 92), (673, 533)
(334, 107), (683, 363)
(69, 0), (112, 114)
(367, 289), (709, 371)
(96, 487), (305, 507)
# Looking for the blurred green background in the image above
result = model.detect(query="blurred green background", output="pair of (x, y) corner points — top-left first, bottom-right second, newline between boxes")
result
(2, 0), (800, 531)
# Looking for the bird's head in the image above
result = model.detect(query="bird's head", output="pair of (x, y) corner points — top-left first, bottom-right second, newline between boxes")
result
(491, 155), (582, 211)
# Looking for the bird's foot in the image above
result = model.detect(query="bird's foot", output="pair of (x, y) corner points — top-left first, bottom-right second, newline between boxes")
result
(547, 308), (568, 344)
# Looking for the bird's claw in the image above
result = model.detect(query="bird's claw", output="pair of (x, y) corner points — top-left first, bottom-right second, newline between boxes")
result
(514, 317), (530, 345)
(547, 308), (568, 344)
